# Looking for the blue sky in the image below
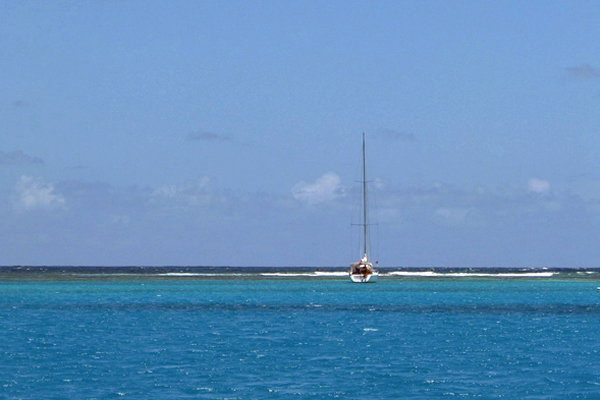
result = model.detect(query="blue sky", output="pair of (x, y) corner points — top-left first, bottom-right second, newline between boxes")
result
(1, 1), (600, 267)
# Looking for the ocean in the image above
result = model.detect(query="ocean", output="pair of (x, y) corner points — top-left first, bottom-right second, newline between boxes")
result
(1, 267), (599, 399)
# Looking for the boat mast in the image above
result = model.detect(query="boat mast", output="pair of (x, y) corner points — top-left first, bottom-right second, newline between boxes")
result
(362, 132), (368, 259)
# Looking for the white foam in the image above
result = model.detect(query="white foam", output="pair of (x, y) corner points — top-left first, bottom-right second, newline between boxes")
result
(157, 273), (254, 277)
(388, 271), (439, 277)
(387, 271), (554, 278)
(313, 271), (348, 277)
(261, 271), (347, 277)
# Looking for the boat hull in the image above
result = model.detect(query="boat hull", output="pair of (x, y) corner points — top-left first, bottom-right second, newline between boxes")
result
(349, 273), (379, 283)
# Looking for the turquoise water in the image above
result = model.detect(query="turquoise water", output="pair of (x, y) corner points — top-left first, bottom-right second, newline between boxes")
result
(1, 278), (600, 399)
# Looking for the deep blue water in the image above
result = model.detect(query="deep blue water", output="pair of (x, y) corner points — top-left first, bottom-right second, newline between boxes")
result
(1, 277), (600, 399)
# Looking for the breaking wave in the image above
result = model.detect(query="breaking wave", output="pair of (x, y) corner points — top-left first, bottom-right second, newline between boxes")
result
(386, 271), (555, 278)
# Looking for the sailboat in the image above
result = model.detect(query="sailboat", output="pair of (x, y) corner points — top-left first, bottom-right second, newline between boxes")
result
(349, 133), (379, 283)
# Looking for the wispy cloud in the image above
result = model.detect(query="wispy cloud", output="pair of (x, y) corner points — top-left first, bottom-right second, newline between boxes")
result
(152, 176), (215, 207)
(566, 64), (600, 80)
(2, 173), (599, 267)
(375, 178), (571, 230)
(292, 172), (345, 205)
(186, 132), (231, 142)
(432, 207), (472, 226)
(376, 128), (417, 142)
(12, 176), (65, 212)
(0, 150), (44, 165)
(527, 178), (550, 194)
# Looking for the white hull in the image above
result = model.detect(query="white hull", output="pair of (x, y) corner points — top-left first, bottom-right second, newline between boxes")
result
(349, 273), (379, 283)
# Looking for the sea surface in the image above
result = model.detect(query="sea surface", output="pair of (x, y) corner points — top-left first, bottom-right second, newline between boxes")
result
(1, 267), (600, 399)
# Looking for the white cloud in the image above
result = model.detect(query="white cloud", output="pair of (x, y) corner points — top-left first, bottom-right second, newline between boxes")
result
(152, 176), (214, 207)
(373, 177), (386, 190)
(292, 172), (345, 205)
(432, 207), (471, 226)
(527, 178), (550, 194)
(13, 175), (65, 211)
